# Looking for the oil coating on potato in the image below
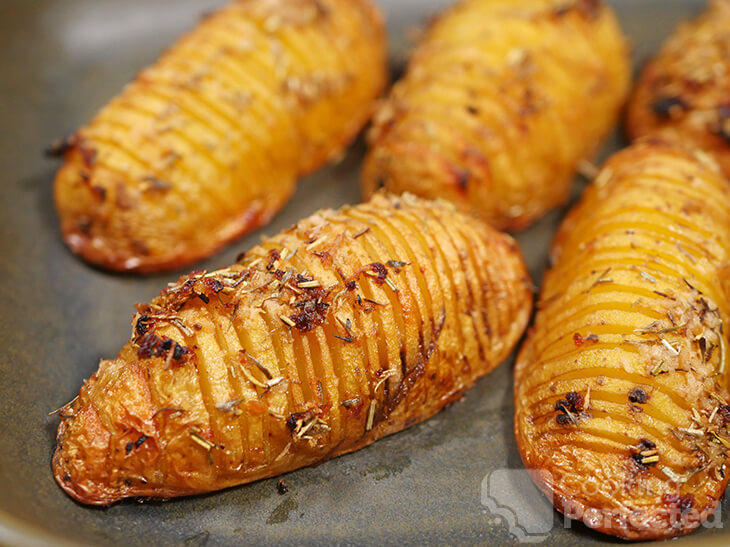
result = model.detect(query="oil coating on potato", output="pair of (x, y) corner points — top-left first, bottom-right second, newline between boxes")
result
(627, 0), (730, 178)
(52, 193), (532, 505)
(52, 0), (387, 273)
(515, 141), (730, 540)
(362, 0), (630, 231)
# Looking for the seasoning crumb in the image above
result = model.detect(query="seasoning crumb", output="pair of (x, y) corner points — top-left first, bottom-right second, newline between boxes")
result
(628, 387), (649, 404)
(277, 479), (289, 495)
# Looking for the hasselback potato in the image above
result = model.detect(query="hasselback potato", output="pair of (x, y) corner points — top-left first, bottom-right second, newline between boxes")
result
(362, 0), (630, 231)
(514, 141), (730, 540)
(53, 193), (532, 505)
(52, 0), (387, 273)
(627, 0), (730, 177)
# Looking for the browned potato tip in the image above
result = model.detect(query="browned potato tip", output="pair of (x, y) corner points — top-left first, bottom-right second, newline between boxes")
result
(52, 193), (532, 505)
(52, 0), (387, 273)
(514, 140), (730, 540)
(362, 0), (631, 231)
(627, 0), (730, 178)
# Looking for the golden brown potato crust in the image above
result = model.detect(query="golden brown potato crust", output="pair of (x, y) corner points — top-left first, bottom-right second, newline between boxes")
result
(362, 0), (630, 231)
(514, 141), (730, 540)
(53, 0), (387, 273)
(53, 193), (532, 505)
(627, 0), (730, 178)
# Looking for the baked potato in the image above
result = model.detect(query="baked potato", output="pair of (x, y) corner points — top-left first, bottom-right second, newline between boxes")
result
(514, 141), (730, 540)
(627, 0), (730, 177)
(52, 0), (387, 273)
(52, 192), (532, 505)
(362, 0), (631, 231)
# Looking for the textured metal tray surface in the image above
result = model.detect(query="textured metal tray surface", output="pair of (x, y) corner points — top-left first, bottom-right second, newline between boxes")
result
(0, 0), (723, 545)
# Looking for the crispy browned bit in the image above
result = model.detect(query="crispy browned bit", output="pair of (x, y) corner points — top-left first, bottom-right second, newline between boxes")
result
(662, 493), (694, 514)
(556, 413), (575, 426)
(79, 143), (97, 168)
(631, 439), (658, 469)
(555, 391), (584, 425)
(365, 262), (388, 285)
(136, 332), (188, 363)
(341, 397), (361, 408)
(652, 96), (687, 119)
(573, 333), (585, 346)
(565, 391), (584, 411)
(89, 185), (106, 202)
(286, 411), (310, 435)
(172, 343), (187, 361)
(276, 479), (289, 494)
(290, 287), (331, 332)
(45, 134), (78, 157)
(628, 387), (649, 404)
(141, 175), (173, 192)
(135, 314), (152, 336)
(266, 249), (281, 271)
(455, 169), (469, 191)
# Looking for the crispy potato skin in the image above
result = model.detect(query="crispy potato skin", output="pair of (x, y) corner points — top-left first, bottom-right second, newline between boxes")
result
(362, 0), (630, 231)
(53, 0), (387, 273)
(627, 0), (730, 178)
(514, 141), (730, 540)
(53, 193), (532, 505)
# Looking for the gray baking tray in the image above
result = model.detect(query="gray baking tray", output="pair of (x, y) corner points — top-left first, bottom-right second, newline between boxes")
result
(1, 0), (723, 545)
